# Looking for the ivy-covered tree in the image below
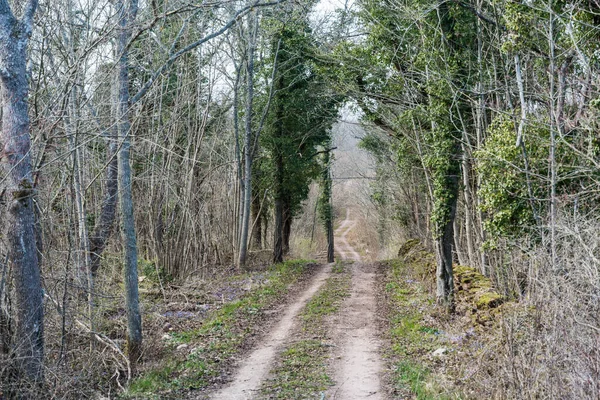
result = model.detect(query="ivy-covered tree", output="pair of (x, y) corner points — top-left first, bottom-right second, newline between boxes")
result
(263, 13), (341, 263)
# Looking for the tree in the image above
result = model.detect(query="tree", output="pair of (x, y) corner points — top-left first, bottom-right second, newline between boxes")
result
(318, 145), (335, 263)
(115, 0), (143, 367)
(238, 10), (259, 268)
(0, 0), (44, 387)
(265, 15), (341, 263)
(346, 0), (479, 310)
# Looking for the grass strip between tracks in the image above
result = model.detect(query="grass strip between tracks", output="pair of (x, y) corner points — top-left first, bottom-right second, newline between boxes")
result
(260, 261), (352, 399)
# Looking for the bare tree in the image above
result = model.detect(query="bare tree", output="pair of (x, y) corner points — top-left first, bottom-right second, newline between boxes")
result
(115, 0), (142, 367)
(238, 10), (258, 268)
(0, 0), (44, 386)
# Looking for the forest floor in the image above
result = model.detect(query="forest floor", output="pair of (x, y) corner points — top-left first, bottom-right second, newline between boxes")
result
(125, 209), (505, 399)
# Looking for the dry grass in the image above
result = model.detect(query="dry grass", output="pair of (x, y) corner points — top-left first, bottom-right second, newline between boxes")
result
(469, 216), (600, 399)
(0, 251), (302, 399)
(380, 229), (600, 399)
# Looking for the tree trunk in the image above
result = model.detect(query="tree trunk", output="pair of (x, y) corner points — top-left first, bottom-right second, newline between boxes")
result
(433, 1), (461, 311)
(273, 197), (284, 263)
(272, 63), (285, 264)
(461, 142), (475, 267)
(0, 0), (43, 385)
(282, 203), (291, 255)
(89, 135), (118, 275)
(273, 150), (284, 263)
(323, 155), (334, 263)
(327, 217), (334, 263)
(252, 194), (262, 249)
(115, 0), (142, 368)
(435, 177), (458, 313)
(238, 11), (258, 268)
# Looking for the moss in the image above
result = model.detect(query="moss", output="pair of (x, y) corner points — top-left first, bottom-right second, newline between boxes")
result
(398, 239), (421, 258)
(454, 265), (503, 328)
(475, 292), (503, 310)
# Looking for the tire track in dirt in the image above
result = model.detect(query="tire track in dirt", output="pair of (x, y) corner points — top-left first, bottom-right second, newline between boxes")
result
(329, 209), (385, 399)
(335, 209), (361, 261)
(209, 264), (332, 399)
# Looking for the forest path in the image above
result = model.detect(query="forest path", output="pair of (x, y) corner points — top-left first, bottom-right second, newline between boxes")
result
(335, 209), (362, 261)
(209, 263), (332, 399)
(327, 210), (385, 399)
(208, 209), (384, 399)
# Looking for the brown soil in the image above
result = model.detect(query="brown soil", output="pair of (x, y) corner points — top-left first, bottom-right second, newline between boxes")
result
(205, 209), (386, 399)
(207, 264), (332, 399)
(327, 209), (385, 399)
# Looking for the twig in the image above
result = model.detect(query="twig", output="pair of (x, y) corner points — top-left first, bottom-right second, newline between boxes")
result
(44, 292), (132, 381)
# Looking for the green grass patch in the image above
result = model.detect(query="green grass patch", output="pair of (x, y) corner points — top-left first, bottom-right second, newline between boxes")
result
(381, 258), (455, 399)
(124, 259), (314, 399)
(260, 263), (352, 398)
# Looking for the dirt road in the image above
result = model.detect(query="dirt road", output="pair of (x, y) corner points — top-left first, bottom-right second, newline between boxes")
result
(335, 209), (361, 261)
(211, 264), (331, 399)
(208, 209), (384, 399)
(328, 211), (384, 399)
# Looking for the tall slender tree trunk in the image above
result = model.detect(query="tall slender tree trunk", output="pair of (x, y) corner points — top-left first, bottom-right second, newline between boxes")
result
(115, 0), (142, 368)
(238, 11), (258, 268)
(252, 193), (262, 249)
(474, 0), (487, 275)
(322, 149), (334, 263)
(547, 4), (558, 269)
(272, 69), (285, 264)
(67, 84), (95, 332)
(461, 142), (475, 267)
(89, 136), (118, 275)
(433, 1), (462, 311)
(0, 0), (43, 385)
(327, 216), (334, 263)
(273, 161), (284, 263)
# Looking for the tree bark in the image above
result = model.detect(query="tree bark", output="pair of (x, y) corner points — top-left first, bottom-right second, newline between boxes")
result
(238, 11), (258, 268)
(252, 193), (262, 249)
(282, 202), (291, 255)
(0, 0), (44, 385)
(461, 142), (475, 267)
(115, 0), (142, 368)
(433, 0), (461, 311)
(273, 146), (284, 263)
(322, 151), (334, 263)
(272, 61), (285, 264)
(89, 137), (118, 275)
(435, 177), (458, 312)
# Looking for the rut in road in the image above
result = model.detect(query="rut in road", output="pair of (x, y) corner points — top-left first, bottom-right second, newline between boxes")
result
(210, 264), (331, 399)
(329, 209), (384, 399)
(335, 209), (361, 261)
(209, 209), (384, 399)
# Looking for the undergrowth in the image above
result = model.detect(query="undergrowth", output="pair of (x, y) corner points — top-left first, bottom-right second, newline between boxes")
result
(381, 258), (458, 400)
(260, 261), (352, 398)
(124, 259), (315, 399)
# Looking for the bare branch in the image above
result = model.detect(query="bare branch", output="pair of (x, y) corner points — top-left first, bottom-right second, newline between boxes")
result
(22, 0), (38, 31)
(131, 0), (287, 104)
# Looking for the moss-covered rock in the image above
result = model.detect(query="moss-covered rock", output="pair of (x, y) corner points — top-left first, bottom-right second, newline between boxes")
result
(475, 292), (503, 310)
(396, 240), (436, 281)
(398, 239), (421, 258)
(454, 265), (503, 326)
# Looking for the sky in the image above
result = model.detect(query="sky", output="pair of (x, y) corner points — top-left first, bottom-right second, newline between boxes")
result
(312, 0), (354, 21)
